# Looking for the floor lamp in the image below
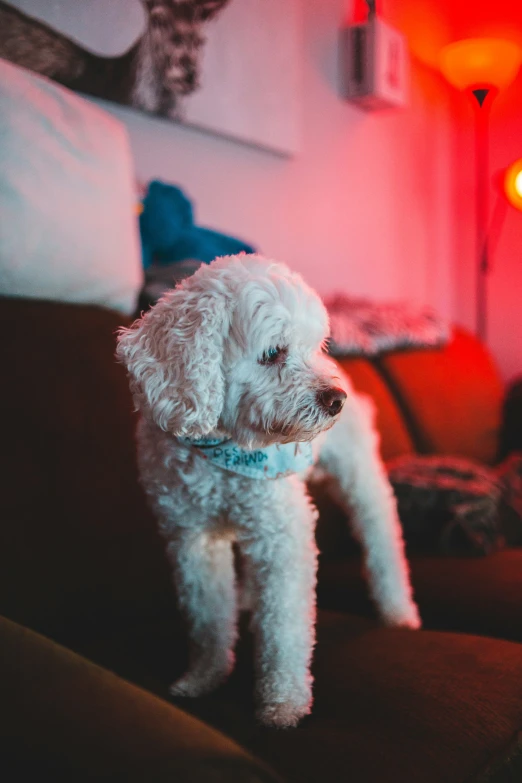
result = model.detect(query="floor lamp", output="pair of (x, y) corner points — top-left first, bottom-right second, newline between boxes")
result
(439, 38), (522, 342)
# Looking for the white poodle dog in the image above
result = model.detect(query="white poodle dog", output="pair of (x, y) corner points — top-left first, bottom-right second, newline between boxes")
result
(117, 253), (420, 729)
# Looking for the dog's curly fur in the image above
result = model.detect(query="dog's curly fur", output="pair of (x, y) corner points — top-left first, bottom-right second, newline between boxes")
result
(117, 254), (420, 728)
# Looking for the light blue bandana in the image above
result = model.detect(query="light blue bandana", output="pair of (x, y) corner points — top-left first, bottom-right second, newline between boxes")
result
(179, 437), (314, 480)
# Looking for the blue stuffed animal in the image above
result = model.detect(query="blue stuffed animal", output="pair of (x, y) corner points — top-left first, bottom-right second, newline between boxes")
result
(139, 180), (255, 269)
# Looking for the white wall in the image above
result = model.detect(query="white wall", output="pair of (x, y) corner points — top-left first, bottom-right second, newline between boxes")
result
(96, 0), (455, 317)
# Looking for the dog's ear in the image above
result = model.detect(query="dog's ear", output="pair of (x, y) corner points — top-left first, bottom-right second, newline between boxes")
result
(116, 272), (230, 438)
(194, 0), (230, 22)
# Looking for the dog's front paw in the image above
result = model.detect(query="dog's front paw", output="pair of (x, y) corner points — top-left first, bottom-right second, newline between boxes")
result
(169, 673), (211, 698)
(169, 658), (233, 698)
(256, 698), (312, 729)
(382, 600), (422, 630)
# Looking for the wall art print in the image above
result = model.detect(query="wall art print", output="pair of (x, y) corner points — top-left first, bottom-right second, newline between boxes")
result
(0, 0), (302, 155)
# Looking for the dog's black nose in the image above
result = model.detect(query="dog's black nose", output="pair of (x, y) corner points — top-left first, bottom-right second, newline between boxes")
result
(317, 387), (347, 417)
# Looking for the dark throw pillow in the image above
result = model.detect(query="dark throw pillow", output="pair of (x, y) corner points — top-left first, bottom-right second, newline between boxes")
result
(387, 455), (522, 556)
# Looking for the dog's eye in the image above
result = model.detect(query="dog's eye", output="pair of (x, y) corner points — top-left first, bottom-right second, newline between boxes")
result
(259, 346), (287, 366)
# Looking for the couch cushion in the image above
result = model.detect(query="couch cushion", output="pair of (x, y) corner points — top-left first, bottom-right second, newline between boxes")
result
(0, 297), (175, 644)
(377, 327), (504, 464)
(59, 608), (522, 783)
(170, 611), (522, 783)
(0, 615), (281, 782)
(336, 356), (415, 461)
(317, 548), (522, 643)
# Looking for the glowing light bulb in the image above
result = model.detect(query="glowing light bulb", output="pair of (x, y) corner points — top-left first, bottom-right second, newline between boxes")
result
(504, 159), (522, 211)
(515, 171), (522, 199)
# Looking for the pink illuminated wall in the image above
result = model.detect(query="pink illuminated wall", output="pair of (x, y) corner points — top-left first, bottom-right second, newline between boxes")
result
(99, 0), (455, 322)
(453, 87), (522, 384)
(438, 0), (522, 382)
(340, 0), (522, 381)
(98, 0), (520, 378)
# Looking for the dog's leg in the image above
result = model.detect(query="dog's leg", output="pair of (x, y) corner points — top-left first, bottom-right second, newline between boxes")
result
(317, 386), (421, 629)
(166, 533), (238, 697)
(237, 484), (318, 729)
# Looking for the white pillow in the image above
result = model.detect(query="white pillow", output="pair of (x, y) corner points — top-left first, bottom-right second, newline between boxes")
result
(0, 58), (143, 315)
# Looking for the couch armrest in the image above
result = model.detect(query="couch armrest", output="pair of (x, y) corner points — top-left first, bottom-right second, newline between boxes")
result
(499, 376), (522, 459)
(0, 616), (282, 782)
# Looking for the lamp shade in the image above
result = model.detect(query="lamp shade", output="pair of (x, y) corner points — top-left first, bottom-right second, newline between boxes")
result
(439, 38), (522, 91)
(504, 158), (522, 211)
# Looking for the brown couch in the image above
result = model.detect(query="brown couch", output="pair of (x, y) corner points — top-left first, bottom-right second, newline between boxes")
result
(2, 296), (522, 783)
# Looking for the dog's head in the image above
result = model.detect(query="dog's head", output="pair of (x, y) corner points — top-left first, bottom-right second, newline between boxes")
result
(117, 254), (346, 448)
